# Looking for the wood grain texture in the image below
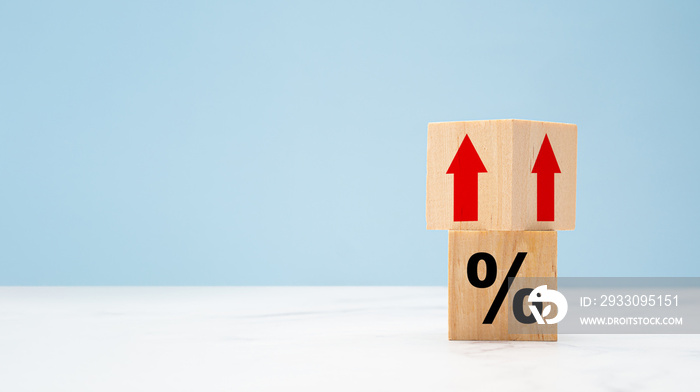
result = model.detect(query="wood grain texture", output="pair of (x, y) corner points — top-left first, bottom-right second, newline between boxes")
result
(426, 119), (577, 230)
(448, 231), (557, 341)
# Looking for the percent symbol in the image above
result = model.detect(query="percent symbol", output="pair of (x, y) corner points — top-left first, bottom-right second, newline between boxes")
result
(467, 252), (527, 324)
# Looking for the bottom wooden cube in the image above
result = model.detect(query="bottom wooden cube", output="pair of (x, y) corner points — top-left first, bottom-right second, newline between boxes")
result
(448, 231), (557, 341)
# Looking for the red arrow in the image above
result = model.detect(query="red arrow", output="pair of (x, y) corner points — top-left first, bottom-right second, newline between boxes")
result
(532, 134), (561, 221)
(447, 134), (487, 221)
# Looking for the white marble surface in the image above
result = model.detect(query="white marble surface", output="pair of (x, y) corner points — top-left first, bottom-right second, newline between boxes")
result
(0, 287), (698, 391)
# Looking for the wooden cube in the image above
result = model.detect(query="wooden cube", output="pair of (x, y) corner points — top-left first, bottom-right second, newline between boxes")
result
(426, 119), (577, 231)
(448, 231), (557, 341)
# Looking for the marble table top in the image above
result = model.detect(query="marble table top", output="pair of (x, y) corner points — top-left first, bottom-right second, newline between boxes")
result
(0, 287), (697, 391)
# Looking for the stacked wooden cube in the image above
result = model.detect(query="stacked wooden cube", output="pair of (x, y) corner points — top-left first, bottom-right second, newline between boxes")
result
(426, 120), (577, 341)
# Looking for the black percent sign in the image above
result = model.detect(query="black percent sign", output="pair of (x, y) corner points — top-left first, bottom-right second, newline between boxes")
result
(467, 251), (527, 324)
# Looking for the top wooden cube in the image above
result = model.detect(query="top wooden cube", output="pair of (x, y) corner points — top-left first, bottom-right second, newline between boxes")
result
(426, 119), (577, 231)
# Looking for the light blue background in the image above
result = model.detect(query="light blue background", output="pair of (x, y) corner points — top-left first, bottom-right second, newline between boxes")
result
(1, 1), (699, 285)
